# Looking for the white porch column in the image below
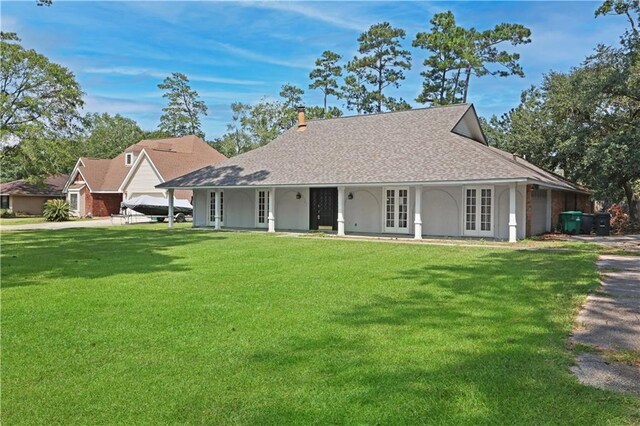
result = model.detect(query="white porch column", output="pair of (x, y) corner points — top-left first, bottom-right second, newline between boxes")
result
(337, 186), (345, 236)
(268, 187), (275, 233)
(509, 183), (517, 243)
(214, 190), (221, 230)
(168, 189), (175, 229)
(414, 186), (422, 239)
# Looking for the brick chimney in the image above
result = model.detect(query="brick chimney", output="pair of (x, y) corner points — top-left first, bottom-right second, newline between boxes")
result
(296, 106), (307, 131)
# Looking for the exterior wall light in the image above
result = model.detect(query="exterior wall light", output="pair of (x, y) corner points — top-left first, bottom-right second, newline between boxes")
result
(347, 192), (353, 200)
(296, 192), (302, 199)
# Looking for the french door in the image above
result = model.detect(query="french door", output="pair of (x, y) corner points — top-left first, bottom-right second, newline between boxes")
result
(463, 186), (493, 237)
(208, 190), (223, 226)
(383, 187), (410, 233)
(255, 189), (269, 228)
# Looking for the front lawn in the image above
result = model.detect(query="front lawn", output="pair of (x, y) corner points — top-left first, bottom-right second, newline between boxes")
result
(1, 228), (638, 424)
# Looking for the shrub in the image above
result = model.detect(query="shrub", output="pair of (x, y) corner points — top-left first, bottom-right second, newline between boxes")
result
(43, 199), (70, 222)
(608, 203), (640, 234)
(0, 208), (16, 218)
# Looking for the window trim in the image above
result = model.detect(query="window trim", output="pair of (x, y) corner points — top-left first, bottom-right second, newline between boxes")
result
(207, 190), (224, 226)
(382, 186), (410, 234)
(125, 152), (133, 166)
(0, 195), (10, 210)
(67, 190), (80, 214)
(255, 189), (269, 228)
(462, 185), (494, 237)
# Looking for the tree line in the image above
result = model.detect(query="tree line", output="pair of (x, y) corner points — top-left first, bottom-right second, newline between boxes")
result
(485, 0), (639, 221)
(1, 2), (637, 222)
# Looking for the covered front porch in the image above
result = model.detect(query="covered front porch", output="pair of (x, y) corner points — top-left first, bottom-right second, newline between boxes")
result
(166, 181), (540, 242)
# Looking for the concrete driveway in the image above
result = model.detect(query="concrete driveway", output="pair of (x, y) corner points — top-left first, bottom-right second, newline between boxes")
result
(571, 255), (640, 395)
(0, 217), (135, 231)
(570, 234), (640, 252)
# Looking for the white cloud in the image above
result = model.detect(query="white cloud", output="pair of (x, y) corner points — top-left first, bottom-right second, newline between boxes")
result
(245, 1), (369, 32)
(81, 66), (264, 86)
(207, 40), (313, 69)
(83, 95), (161, 115)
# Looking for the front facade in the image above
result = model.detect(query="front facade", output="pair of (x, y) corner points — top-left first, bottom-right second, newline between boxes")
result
(63, 135), (226, 217)
(0, 175), (68, 215)
(159, 105), (590, 241)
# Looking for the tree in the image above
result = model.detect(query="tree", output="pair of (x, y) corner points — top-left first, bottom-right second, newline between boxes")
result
(279, 83), (305, 129)
(413, 12), (470, 105)
(210, 102), (253, 157)
(487, 43), (639, 220)
(305, 106), (343, 120)
(158, 72), (207, 139)
(1, 32), (83, 137)
(279, 83), (304, 108)
(76, 113), (144, 159)
(344, 22), (412, 113)
(340, 70), (373, 114)
(309, 50), (343, 113)
(413, 12), (530, 105)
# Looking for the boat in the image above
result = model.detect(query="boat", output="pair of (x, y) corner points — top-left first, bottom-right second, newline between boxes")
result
(122, 195), (193, 217)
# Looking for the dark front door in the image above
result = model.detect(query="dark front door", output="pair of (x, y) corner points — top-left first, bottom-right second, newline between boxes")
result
(309, 188), (338, 230)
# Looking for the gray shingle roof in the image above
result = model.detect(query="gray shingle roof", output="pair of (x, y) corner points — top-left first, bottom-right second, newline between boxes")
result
(158, 104), (587, 193)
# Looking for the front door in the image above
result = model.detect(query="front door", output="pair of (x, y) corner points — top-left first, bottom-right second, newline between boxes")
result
(309, 188), (337, 230)
(463, 186), (494, 237)
(383, 187), (410, 233)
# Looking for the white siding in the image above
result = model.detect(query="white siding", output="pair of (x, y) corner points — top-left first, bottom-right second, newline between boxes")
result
(421, 187), (462, 237)
(123, 156), (164, 199)
(275, 188), (309, 231)
(531, 189), (548, 235)
(192, 189), (208, 227)
(224, 189), (255, 228)
(495, 184), (526, 240)
(345, 187), (382, 234)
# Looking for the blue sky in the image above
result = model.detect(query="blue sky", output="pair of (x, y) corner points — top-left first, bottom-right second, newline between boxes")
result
(1, 1), (630, 139)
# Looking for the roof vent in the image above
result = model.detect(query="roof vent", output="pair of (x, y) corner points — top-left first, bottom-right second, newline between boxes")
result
(296, 106), (307, 132)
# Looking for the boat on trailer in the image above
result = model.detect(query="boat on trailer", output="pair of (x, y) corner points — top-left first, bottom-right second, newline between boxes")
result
(122, 195), (192, 222)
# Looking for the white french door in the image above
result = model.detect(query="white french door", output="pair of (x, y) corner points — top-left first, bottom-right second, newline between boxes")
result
(255, 189), (269, 228)
(207, 190), (223, 226)
(463, 186), (493, 237)
(383, 187), (410, 233)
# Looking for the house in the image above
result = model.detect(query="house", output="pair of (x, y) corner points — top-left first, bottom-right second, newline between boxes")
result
(63, 135), (226, 217)
(0, 174), (68, 215)
(157, 104), (591, 241)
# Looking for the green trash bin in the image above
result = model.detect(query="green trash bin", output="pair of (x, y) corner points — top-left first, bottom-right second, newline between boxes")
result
(560, 211), (583, 235)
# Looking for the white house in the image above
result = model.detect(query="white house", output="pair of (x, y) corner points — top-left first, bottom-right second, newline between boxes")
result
(63, 135), (226, 217)
(157, 104), (591, 241)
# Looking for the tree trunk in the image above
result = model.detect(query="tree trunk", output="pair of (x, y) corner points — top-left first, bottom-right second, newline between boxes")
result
(439, 70), (447, 105)
(378, 65), (383, 113)
(452, 68), (462, 104)
(463, 66), (472, 103)
(623, 181), (637, 222)
(323, 90), (327, 114)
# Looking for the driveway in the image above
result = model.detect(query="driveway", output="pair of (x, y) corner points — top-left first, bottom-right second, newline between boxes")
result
(0, 217), (138, 231)
(570, 255), (640, 395)
(570, 234), (640, 252)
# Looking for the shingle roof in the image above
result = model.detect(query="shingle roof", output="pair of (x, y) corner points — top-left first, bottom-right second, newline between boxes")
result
(157, 104), (587, 193)
(71, 135), (227, 192)
(1, 174), (68, 196)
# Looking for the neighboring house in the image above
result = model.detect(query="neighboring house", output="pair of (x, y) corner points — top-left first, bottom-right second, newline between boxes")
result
(157, 104), (591, 241)
(0, 174), (68, 215)
(63, 135), (227, 217)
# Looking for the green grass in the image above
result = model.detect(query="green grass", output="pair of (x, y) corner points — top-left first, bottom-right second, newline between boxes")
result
(2, 227), (638, 424)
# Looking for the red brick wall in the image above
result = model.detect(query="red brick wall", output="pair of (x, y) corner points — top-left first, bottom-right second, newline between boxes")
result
(525, 185), (533, 237)
(81, 187), (92, 216)
(90, 193), (122, 217)
(549, 190), (593, 231)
